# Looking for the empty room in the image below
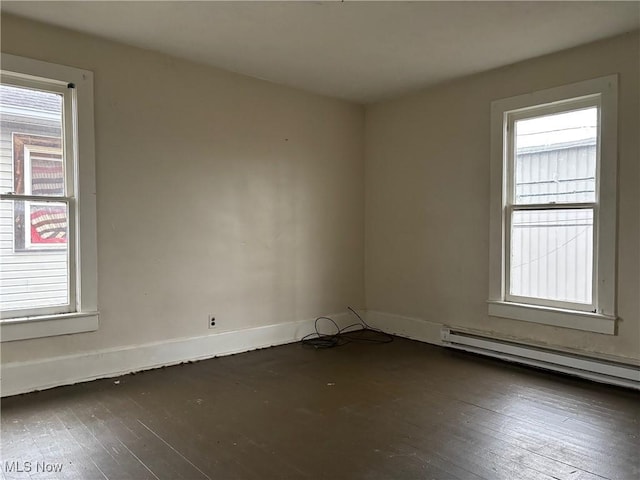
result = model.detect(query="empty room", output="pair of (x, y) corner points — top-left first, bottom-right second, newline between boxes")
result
(0, 2), (639, 479)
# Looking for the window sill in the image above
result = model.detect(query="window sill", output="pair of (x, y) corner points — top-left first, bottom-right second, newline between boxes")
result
(487, 301), (616, 335)
(0, 311), (99, 342)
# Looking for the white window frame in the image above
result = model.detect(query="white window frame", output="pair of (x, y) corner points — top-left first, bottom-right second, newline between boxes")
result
(0, 54), (98, 341)
(488, 75), (617, 335)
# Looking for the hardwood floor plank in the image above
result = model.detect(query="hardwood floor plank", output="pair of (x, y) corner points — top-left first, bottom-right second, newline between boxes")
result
(58, 401), (159, 479)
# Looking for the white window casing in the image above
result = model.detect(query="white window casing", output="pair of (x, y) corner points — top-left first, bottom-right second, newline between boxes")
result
(0, 53), (98, 341)
(488, 75), (617, 334)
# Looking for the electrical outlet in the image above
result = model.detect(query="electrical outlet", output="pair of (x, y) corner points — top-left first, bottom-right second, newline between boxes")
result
(208, 315), (216, 328)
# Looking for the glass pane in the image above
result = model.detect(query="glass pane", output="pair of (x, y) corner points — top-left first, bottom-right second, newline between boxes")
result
(510, 209), (593, 305)
(0, 199), (69, 312)
(0, 84), (64, 197)
(514, 107), (597, 204)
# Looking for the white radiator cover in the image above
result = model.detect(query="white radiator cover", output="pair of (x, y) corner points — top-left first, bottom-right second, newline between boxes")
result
(441, 328), (640, 390)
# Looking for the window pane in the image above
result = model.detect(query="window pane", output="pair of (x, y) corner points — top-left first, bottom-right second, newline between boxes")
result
(510, 209), (593, 304)
(0, 84), (64, 197)
(514, 107), (597, 204)
(0, 199), (69, 312)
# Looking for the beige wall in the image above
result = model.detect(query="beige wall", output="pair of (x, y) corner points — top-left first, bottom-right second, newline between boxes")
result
(1, 15), (365, 363)
(365, 31), (639, 361)
(2, 15), (638, 368)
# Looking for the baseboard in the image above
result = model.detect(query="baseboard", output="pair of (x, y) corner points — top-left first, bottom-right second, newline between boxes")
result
(364, 310), (443, 345)
(1, 312), (351, 397)
(5, 309), (637, 396)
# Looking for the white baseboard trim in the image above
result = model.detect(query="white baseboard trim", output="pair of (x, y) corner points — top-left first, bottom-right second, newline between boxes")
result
(364, 310), (443, 345)
(1, 312), (351, 397)
(5, 308), (637, 396)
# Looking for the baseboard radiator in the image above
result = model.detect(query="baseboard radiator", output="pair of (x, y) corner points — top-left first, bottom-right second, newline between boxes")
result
(441, 328), (640, 390)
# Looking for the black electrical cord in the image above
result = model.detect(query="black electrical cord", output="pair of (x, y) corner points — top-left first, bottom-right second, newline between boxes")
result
(301, 306), (393, 349)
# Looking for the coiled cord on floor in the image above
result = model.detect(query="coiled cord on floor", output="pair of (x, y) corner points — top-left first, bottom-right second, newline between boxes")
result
(301, 306), (393, 349)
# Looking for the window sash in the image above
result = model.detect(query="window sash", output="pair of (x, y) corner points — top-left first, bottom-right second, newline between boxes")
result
(0, 195), (77, 318)
(504, 204), (597, 312)
(0, 74), (75, 198)
(0, 75), (78, 319)
(505, 96), (601, 207)
(502, 96), (602, 313)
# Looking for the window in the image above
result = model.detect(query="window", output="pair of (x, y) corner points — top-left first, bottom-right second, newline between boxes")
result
(0, 54), (98, 341)
(488, 76), (617, 334)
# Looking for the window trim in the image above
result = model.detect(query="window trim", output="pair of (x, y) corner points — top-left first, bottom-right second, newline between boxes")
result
(488, 75), (617, 335)
(0, 53), (98, 341)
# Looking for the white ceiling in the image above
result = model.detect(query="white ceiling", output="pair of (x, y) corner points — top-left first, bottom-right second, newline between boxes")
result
(2, 1), (639, 103)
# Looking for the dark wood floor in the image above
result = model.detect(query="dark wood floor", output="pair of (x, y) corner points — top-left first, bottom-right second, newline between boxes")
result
(1, 337), (638, 480)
